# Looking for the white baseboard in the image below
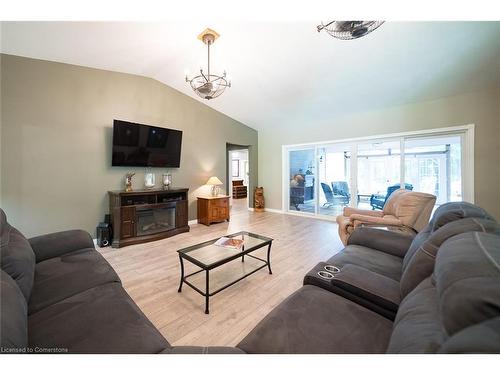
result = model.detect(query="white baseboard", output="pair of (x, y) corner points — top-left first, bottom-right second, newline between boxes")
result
(264, 208), (283, 214)
(188, 219), (198, 225)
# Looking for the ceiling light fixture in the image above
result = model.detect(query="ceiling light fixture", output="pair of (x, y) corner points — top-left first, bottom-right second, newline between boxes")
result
(185, 28), (231, 100)
(317, 21), (384, 40)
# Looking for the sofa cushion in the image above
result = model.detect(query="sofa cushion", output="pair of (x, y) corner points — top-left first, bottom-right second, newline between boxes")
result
(400, 218), (500, 298)
(28, 247), (121, 314)
(402, 202), (496, 272)
(0, 209), (35, 302)
(237, 285), (393, 354)
(391, 191), (436, 232)
(347, 227), (415, 259)
(438, 317), (500, 353)
(434, 232), (500, 337)
(28, 283), (170, 354)
(327, 245), (403, 281)
(431, 202), (494, 232)
(0, 270), (28, 351)
(386, 277), (445, 353)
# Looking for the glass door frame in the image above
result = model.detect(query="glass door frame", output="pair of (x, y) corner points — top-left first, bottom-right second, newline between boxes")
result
(284, 145), (318, 217)
(282, 124), (474, 220)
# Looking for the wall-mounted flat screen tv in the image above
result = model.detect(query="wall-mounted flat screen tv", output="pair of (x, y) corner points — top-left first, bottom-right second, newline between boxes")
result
(112, 120), (183, 168)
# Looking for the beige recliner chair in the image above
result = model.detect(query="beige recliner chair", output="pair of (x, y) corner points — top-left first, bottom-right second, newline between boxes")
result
(336, 189), (437, 245)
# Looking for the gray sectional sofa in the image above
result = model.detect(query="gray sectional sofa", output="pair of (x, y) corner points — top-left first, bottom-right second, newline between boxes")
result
(2, 202), (500, 354)
(0, 208), (241, 354)
(237, 202), (500, 353)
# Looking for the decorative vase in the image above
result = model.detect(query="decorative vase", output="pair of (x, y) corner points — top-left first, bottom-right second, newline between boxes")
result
(162, 173), (172, 190)
(144, 172), (156, 189)
(254, 187), (265, 212)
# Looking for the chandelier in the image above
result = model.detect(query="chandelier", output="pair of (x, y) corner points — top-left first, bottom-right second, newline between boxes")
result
(185, 28), (231, 100)
(317, 21), (384, 40)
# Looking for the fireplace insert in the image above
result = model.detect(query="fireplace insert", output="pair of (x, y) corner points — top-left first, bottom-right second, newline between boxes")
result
(136, 205), (176, 236)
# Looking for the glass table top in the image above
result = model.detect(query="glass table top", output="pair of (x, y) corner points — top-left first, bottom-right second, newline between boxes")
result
(177, 231), (273, 268)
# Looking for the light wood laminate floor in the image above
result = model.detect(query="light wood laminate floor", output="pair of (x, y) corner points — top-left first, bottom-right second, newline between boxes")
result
(98, 200), (343, 347)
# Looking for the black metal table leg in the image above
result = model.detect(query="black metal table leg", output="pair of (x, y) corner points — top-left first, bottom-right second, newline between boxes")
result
(205, 270), (210, 314)
(178, 255), (184, 292)
(267, 243), (273, 274)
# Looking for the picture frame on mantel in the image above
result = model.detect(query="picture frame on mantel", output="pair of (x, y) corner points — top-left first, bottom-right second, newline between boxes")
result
(232, 159), (239, 177)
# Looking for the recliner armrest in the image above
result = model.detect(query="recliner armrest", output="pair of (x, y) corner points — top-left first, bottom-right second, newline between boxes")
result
(350, 214), (402, 226)
(29, 229), (95, 263)
(347, 227), (414, 258)
(343, 207), (383, 217)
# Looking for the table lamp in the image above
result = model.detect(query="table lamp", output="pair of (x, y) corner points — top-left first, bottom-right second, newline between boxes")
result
(206, 176), (223, 196)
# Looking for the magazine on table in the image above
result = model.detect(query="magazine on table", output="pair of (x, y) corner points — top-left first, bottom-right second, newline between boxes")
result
(214, 237), (244, 250)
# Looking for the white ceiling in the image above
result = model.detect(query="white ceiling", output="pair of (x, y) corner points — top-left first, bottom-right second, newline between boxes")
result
(2, 21), (500, 130)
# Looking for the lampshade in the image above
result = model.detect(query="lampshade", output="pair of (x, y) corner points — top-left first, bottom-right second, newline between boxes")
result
(206, 176), (223, 186)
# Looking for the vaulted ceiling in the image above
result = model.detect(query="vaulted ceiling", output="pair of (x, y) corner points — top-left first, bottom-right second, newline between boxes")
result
(2, 21), (500, 130)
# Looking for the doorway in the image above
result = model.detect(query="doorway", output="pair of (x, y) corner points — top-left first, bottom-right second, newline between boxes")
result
(227, 144), (250, 213)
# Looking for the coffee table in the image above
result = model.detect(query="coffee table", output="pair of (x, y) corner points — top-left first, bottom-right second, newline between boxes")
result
(177, 231), (273, 314)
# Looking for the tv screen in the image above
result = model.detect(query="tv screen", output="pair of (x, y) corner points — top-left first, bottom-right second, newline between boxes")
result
(112, 120), (182, 168)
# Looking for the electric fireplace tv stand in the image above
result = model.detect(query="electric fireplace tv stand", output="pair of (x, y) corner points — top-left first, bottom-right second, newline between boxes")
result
(108, 188), (189, 248)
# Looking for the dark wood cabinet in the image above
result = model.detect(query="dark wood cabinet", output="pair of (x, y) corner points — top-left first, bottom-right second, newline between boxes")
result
(175, 199), (188, 229)
(120, 206), (136, 239)
(108, 188), (189, 248)
(197, 196), (230, 226)
(232, 180), (247, 199)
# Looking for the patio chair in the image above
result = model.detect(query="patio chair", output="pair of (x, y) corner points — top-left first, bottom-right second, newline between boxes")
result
(321, 182), (349, 208)
(370, 183), (413, 210)
(290, 186), (305, 211)
(332, 181), (350, 206)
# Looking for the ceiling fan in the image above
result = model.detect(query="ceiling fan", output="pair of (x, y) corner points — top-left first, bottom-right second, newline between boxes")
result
(317, 21), (385, 40)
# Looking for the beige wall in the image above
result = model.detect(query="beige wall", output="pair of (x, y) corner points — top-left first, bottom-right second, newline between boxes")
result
(259, 88), (500, 219)
(0, 54), (258, 237)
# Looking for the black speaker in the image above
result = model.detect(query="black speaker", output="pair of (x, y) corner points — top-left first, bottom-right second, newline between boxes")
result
(96, 222), (111, 247)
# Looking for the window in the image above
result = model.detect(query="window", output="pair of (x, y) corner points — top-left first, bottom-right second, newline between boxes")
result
(283, 126), (472, 218)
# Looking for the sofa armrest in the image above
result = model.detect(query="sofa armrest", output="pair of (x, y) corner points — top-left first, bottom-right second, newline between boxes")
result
(343, 207), (383, 217)
(347, 227), (414, 258)
(29, 229), (95, 263)
(350, 214), (402, 226)
(161, 346), (246, 354)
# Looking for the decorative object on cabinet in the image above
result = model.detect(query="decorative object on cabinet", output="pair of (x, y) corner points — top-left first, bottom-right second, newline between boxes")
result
(144, 170), (156, 189)
(206, 176), (223, 196)
(197, 195), (230, 226)
(254, 187), (265, 212)
(125, 172), (135, 192)
(162, 173), (172, 190)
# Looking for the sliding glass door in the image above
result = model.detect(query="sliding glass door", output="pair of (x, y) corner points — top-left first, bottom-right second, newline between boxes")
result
(318, 144), (352, 216)
(288, 148), (316, 214)
(404, 135), (463, 205)
(284, 126), (472, 219)
(356, 140), (401, 209)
